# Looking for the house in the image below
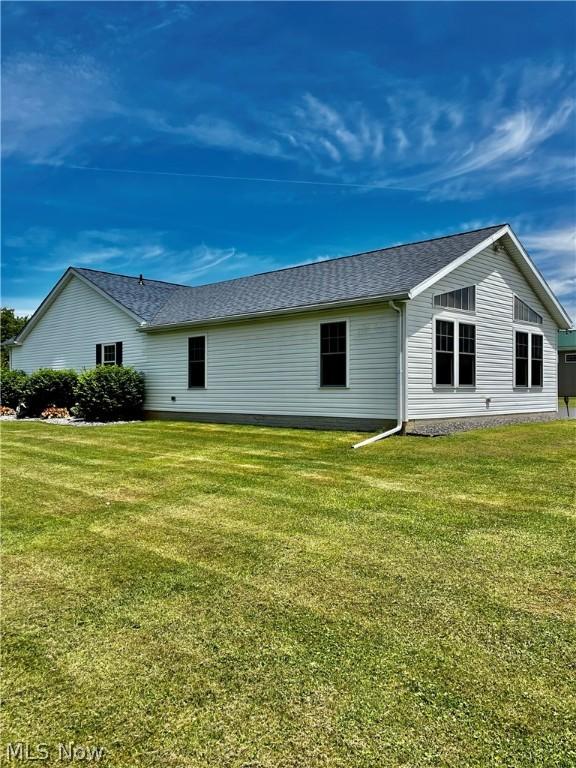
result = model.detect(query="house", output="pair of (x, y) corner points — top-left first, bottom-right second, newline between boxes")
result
(558, 329), (576, 401)
(5, 224), (572, 434)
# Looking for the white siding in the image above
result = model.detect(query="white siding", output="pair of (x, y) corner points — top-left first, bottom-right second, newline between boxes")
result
(144, 303), (398, 419)
(406, 244), (558, 419)
(11, 275), (144, 373)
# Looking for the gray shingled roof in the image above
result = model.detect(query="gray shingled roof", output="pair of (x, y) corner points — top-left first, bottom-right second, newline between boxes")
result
(73, 268), (185, 322)
(77, 225), (504, 327)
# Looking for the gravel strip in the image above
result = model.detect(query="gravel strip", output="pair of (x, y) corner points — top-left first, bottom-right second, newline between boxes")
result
(0, 416), (140, 427)
(406, 412), (562, 437)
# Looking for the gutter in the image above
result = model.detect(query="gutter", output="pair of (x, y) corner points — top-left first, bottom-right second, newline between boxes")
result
(139, 291), (410, 333)
(353, 300), (406, 449)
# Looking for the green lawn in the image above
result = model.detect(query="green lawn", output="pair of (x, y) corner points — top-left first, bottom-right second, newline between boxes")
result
(2, 420), (575, 767)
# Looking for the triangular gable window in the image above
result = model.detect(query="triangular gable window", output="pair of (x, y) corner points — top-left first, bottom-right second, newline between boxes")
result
(514, 296), (542, 325)
(433, 286), (475, 312)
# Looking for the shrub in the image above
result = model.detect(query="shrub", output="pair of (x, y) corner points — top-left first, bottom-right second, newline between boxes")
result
(24, 368), (78, 416)
(74, 366), (145, 422)
(41, 406), (70, 420)
(0, 405), (16, 416)
(0, 368), (28, 409)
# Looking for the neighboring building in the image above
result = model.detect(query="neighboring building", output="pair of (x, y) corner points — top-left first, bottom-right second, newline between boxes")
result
(4, 224), (572, 431)
(558, 329), (576, 399)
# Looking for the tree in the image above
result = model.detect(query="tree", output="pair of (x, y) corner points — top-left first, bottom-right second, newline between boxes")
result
(1, 308), (29, 368)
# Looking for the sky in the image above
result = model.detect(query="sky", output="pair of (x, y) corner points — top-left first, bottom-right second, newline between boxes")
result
(2, 1), (575, 320)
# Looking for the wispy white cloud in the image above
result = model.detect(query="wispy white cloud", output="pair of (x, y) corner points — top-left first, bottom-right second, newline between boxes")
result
(521, 224), (576, 322)
(3, 49), (574, 202)
(2, 53), (118, 163)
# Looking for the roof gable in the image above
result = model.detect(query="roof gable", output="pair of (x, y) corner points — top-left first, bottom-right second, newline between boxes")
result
(73, 268), (185, 322)
(10, 224), (571, 346)
(148, 225), (506, 328)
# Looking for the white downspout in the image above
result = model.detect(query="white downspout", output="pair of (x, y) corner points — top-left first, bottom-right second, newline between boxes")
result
(353, 300), (405, 449)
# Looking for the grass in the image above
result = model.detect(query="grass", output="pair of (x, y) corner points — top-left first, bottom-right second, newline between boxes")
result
(2, 419), (575, 767)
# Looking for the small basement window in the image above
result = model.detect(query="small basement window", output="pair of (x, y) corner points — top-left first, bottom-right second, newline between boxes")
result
(514, 296), (542, 325)
(433, 286), (475, 312)
(320, 321), (347, 387)
(565, 353), (576, 363)
(188, 336), (206, 388)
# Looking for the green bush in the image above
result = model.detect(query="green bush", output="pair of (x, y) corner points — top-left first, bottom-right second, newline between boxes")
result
(0, 368), (28, 409)
(24, 368), (78, 416)
(74, 366), (145, 422)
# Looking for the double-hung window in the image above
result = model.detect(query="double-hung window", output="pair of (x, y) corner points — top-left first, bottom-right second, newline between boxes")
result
(435, 319), (476, 387)
(96, 341), (123, 366)
(188, 336), (206, 388)
(320, 321), (347, 387)
(515, 330), (543, 387)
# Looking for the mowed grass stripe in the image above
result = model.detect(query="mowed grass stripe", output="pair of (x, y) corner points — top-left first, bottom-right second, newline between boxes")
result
(1, 419), (575, 767)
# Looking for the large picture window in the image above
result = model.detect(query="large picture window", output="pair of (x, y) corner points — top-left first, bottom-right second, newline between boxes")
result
(515, 331), (543, 387)
(188, 336), (206, 388)
(435, 319), (476, 387)
(320, 321), (347, 387)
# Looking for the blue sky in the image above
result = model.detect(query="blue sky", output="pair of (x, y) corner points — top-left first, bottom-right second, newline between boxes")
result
(2, 1), (575, 319)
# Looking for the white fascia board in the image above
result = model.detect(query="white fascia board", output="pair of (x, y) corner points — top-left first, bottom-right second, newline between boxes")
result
(409, 226), (509, 299)
(140, 291), (410, 333)
(15, 268), (145, 344)
(409, 225), (572, 329)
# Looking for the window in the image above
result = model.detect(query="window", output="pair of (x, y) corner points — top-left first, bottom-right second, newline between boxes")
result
(103, 344), (116, 365)
(566, 353), (576, 363)
(96, 342), (122, 366)
(531, 335), (543, 387)
(514, 296), (542, 325)
(188, 336), (206, 388)
(435, 319), (476, 387)
(458, 324), (476, 386)
(435, 320), (454, 385)
(515, 331), (529, 387)
(515, 330), (543, 387)
(433, 286), (475, 312)
(320, 321), (347, 387)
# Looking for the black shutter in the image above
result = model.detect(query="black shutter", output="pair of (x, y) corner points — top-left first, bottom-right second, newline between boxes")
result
(115, 341), (123, 366)
(95, 344), (102, 365)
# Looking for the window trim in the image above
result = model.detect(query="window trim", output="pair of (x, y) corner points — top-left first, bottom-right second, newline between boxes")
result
(433, 316), (477, 389)
(188, 334), (207, 389)
(513, 329), (544, 389)
(98, 342), (117, 366)
(432, 285), (476, 315)
(319, 318), (350, 389)
(564, 352), (576, 364)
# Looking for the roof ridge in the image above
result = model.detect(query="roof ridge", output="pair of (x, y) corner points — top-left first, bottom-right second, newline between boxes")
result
(158, 223), (507, 294)
(73, 265), (188, 288)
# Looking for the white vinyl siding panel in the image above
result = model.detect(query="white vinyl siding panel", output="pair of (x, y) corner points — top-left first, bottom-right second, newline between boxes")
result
(11, 275), (144, 373)
(144, 303), (398, 419)
(406, 243), (558, 418)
